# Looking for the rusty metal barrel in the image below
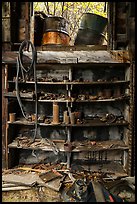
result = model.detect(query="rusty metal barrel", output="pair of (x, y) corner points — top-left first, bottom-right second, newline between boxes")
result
(75, 13), (108, 45)
(42, 16), (70, 46)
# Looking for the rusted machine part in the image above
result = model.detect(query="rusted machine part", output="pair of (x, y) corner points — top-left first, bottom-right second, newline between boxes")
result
(64, 142), (72, 152)
(42, 31), (70, 46)
(100, 113), (116, 123)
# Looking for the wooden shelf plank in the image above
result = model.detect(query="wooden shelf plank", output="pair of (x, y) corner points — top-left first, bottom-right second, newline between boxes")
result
(7, 120), (129, 127)
(8, 80), (130, 85)
(2, 50), (130, 64)
(71, 161), (128, 177)
(8, 139), (129, 152)
(4, 92), (130, 102)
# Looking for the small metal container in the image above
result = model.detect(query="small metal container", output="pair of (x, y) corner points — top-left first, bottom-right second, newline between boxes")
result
(9, 113), (16, 122)
(70, 112), (76, 125)
(31, 114), (36, 121)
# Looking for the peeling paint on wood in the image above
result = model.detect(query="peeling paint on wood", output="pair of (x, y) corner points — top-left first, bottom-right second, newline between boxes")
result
(2, 50), (130, 64)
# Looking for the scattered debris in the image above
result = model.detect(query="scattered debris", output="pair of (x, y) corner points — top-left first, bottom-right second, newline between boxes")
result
(2, 164), (135, 202)
(39, 170), (63, 183)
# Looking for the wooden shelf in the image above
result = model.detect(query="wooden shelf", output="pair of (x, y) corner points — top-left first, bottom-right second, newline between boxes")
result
(7, 120), (129, 127)
(8, 139), (129, 152)
(2, 50), (130, 64)
(4, 92), (130, 102)
(72, 140), (129, 152)
(3, 49), (131, 172)
(8, 80), (130, 86)
(71, 160), (128, 177)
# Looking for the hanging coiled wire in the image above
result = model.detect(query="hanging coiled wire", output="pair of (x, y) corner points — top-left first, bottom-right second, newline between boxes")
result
(16, 40), (38, 141)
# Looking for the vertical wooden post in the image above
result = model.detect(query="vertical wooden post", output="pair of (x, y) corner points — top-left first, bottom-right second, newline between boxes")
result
(128, 62), (134, 176)
(2, 64), (8, 169)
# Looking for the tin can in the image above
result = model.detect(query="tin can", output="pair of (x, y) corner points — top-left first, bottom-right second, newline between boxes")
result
(9, 113), (16, 122)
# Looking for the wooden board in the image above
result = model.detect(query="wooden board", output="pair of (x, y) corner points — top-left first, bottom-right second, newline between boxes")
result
(2, 50), (130, 64)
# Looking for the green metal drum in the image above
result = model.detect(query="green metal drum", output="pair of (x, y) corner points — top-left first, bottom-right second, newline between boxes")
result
(80, 13), (108, 34)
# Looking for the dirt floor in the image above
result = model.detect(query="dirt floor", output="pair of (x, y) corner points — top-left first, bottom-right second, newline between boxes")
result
(2, 187), (63, 202)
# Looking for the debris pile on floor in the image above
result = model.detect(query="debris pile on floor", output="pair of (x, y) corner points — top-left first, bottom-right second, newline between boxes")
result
(2, 164), (135, 202)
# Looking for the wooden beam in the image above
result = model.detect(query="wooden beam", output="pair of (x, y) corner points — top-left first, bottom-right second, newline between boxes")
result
(2, 50), (130, 64)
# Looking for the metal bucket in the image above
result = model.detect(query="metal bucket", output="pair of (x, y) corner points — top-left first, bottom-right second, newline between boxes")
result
(79, 13), (108, 34)
(75, 13), (107, 45)
(42, 16), (70, 45)
(42, 31), (70, 45)
(74, 29), (105, 45)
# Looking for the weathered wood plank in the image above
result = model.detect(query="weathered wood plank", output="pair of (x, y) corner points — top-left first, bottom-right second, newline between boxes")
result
(8, 139), (128, 152)
(2, 50), (130, 64)
(2, 173), (45, 186)
(2, 186), (31, 191)
(40, 45), (107, 51)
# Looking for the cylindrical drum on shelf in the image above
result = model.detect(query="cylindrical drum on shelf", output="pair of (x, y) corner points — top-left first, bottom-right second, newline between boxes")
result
(65, 115), (70, 124)
(63, 110), (68, 123)
(52, 102), (59, 124)
(9, 113), (16, 122)
(70, 112), (76, 125)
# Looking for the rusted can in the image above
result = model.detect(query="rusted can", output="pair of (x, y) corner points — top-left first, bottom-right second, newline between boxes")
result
(31, 114), (36, 121)
(70, 112), (76, 125)
(65, 115), (70, 124)
(63, 110), (68, 123)
(9, 113), (16, 122)
(52, 102), (59, 124)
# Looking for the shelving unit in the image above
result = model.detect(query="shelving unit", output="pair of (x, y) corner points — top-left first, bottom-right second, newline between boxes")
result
(3, 50), (131, 175)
